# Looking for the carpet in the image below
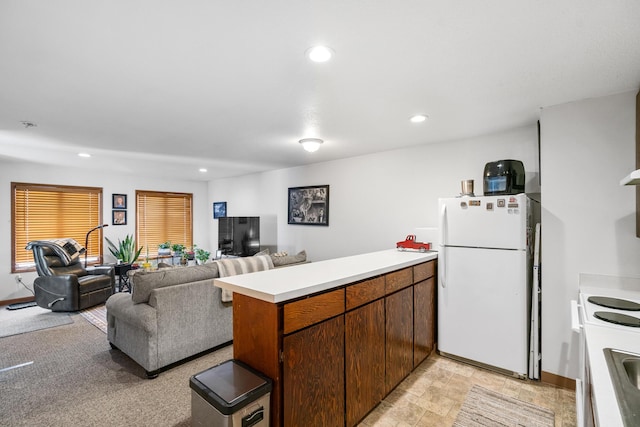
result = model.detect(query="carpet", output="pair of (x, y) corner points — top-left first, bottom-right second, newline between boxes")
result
(0, 305), (72, 338)
(79, 303), (107, 334)
(0, 307), (234, 426)
(454, 385), (555, 427)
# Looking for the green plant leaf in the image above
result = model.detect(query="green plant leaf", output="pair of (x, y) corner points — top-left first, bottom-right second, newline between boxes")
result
(105, 234), (143, 263)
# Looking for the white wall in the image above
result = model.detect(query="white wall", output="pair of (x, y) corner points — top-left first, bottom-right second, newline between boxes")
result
(540, 90), (639, 379)
(210, 124), (540, 261)
(0, 163), (210, 302)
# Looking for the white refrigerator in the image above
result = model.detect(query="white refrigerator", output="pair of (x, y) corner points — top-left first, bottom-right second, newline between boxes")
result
(438, 193), (540, 379)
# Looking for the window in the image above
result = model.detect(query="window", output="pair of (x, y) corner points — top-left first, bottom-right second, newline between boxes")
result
(12, 182), (104, 272)
(136, 190), (193, 259)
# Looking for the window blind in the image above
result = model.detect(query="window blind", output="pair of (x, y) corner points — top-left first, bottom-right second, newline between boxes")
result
(12, 182), (103, 272)
(136, 190), (193, 259)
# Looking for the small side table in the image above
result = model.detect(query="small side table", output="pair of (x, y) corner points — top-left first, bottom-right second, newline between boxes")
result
(114, 263), (133, 292)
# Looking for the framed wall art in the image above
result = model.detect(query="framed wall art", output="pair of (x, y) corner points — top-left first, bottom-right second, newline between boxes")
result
(113, 194), (127, 209)
(288, 185), (329, 226)
(213, 201), (227, 219)
(112, 210), (127, 225)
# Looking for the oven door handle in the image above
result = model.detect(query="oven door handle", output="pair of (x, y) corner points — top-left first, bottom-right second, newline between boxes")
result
(571, 300), (583, 333)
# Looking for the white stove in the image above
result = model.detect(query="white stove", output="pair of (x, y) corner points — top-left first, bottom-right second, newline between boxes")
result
(573, 275), (640, 427)
(580, 292), (640, 330)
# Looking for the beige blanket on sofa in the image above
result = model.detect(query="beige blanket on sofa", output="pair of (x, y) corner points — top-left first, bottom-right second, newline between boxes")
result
(215, 255), (274, 302)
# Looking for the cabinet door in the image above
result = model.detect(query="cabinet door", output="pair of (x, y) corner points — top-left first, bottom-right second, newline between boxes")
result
(283, 315), (345, 427)
(414, 277), (435, 366)
(345, 299), (385, 427)
(385, 286), (414, 395)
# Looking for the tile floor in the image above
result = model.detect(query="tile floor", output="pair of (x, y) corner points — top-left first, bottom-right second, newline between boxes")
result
(359, 353), (576, 427)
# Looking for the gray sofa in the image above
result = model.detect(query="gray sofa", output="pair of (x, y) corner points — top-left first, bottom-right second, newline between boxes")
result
(106, 251), (307, 378)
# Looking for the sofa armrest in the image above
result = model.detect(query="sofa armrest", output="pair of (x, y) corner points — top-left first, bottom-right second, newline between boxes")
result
(34, 275), (79, 310)
(106, 293), (157, 334)
(86, 266), (116, 293)
(87, 265), (115, 276)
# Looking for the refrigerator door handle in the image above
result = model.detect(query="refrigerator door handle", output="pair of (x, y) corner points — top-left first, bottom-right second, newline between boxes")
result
(439, 203), (446, 288)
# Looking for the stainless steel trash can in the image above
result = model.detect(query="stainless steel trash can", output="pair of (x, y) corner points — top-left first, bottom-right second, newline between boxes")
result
(190, 359), (272, 427)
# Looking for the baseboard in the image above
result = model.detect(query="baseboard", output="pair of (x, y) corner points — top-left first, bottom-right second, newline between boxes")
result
(541, 370), (575, 390)
(1, 296), (36, 307)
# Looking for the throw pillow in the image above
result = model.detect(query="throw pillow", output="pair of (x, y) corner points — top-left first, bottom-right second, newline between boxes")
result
(216, 255), (274, 302)
(270, 250), (307, 267)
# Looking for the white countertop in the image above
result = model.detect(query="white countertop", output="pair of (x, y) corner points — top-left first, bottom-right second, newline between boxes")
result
(581, 285), (640, 427)
(214, 249), (437, 303)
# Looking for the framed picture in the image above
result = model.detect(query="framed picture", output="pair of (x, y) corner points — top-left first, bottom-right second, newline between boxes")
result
(288, 185), (329, 226)
(112, 210), (127, 225)
(213, 201), (227, 219)
(113, 194), (127, 209)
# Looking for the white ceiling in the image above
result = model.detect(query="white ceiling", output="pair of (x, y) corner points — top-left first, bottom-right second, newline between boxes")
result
(1, 1), (639, 180)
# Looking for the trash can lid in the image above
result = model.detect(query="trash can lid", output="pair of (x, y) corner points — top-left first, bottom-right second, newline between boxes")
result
(190, 359), (272, 415)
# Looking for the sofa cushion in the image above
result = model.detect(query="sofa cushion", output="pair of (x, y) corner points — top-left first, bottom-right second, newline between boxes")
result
(270, 250), (307, 267)
(131, 263), (219, 304)
(216, 255), (274, 302)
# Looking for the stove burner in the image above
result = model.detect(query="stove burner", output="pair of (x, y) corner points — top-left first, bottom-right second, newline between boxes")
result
(594, 311), (640, 327)
(587, 296), (640, 311)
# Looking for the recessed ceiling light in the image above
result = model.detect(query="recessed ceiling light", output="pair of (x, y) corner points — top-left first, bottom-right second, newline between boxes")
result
(410, 115), (428, 123)
(306, 46), (334, 63)
(78, 153), (91, 158)
(199, 168), (207, 173)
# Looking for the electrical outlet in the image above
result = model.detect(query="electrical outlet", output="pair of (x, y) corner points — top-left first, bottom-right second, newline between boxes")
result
(15, 275), (22, 283)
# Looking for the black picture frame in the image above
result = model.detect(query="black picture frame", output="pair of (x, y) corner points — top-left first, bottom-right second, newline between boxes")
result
(213, 201), (227, 219)
(288, 185), (329, 226)
(112, 194), (127, 209)
(112, 210), (127, 225)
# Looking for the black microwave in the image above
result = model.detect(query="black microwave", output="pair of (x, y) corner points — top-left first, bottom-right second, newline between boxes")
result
(483, 160), (525, 195)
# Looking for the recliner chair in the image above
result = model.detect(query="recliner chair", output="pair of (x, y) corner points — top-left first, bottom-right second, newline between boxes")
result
(26, 240), (115, 312)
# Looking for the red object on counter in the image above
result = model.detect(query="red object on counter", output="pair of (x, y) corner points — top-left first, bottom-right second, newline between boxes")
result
(396, 235), (431, 252)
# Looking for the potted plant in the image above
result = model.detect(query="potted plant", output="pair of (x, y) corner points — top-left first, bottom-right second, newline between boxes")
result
(171, 243), (186, 264)
(105, 235), (143, 264)
(181, 247), (195, 260)
(171, 243), (186, 255)
(195, 247), (211, 265)
(158, 241), (171, 255)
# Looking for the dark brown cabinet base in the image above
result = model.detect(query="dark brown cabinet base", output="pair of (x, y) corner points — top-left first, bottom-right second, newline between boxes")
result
(232, 259), (436, 427)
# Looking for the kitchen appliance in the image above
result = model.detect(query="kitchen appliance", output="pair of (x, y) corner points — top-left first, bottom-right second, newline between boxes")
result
(483, 159), (525, 196)
(579, 292), (640, 330)
(572, 287), (640, 427)
(438, 193), (540, 379)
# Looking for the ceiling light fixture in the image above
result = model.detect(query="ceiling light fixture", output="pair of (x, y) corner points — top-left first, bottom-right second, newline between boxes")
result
(306, 46), (334, 63)
(78, 153), (91, 158)
(199, 168), (207, 173)
(410, 114), (428, 123)
(299, 138), (323, 153)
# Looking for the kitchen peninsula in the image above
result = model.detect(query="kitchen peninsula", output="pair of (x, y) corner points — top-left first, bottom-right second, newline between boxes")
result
(214, 249), (438, 427)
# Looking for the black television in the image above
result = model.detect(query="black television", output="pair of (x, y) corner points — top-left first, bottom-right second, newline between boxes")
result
(218, 216), (260, 257)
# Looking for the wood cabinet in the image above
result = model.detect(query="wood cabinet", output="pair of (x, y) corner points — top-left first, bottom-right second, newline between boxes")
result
(345, 276), (385, 427)
(385, 286), (414, 394)
(283, 315), (345, 427)
(232, 259), (436, 427)
(414, 277), (436, 366)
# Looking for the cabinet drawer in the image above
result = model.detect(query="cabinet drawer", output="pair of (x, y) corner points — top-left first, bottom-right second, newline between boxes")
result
(346, 276), (385, 310)
(284, 289), (345, 334)
(413, 261), (435, 283)
(385, 267), (413, 294)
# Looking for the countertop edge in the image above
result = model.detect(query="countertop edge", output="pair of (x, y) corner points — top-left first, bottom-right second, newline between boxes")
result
(214, 249), (437, 303)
